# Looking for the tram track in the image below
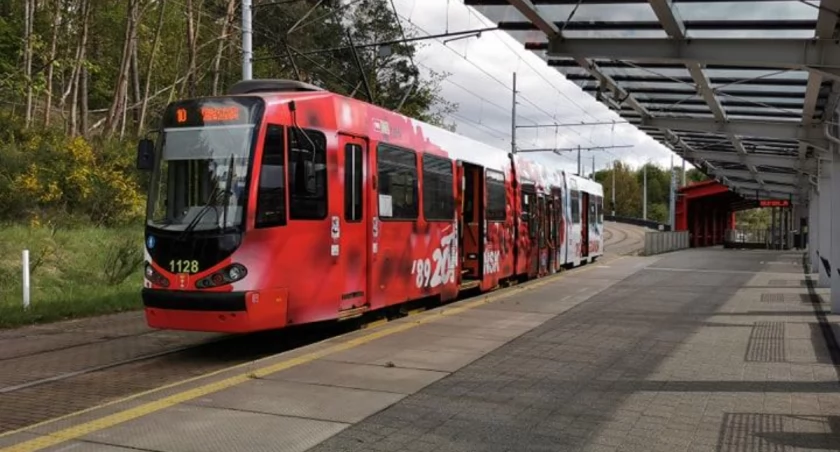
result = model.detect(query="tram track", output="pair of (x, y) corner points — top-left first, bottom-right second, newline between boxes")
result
(0, 223), (646, 434)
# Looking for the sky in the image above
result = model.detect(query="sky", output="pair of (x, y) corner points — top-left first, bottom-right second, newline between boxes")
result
(390, 0), (685, 175)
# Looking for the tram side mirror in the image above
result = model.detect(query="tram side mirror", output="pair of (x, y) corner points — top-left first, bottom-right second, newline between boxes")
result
(136, 139), (155, 171)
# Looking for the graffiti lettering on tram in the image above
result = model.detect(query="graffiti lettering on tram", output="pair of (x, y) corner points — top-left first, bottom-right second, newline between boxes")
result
(411, 227), (458, 288)
(483, 249), (500, 275)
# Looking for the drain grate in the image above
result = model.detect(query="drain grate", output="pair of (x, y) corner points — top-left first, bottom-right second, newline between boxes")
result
(760, 293), (785, 303)
(768, 279), (809, 287)
(717, 413), (788, 452)
(760, 293), (817, 303)
(745, 321), (786, 362)
(717, 413), (839, 452)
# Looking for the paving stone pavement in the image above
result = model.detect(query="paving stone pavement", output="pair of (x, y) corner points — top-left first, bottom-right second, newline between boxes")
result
(306, 249), (840, 452)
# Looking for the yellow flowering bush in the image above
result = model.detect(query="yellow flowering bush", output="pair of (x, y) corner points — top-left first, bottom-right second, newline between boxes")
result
(1, 124), (146, 227)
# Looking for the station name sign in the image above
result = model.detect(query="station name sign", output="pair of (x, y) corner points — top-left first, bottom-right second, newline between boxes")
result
(759, 199), (790, 208)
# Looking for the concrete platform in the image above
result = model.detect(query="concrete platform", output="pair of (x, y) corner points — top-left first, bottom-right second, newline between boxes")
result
(2, 248), (839, 452)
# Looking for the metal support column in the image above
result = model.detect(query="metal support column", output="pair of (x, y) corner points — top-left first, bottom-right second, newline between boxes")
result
(818, 160), (831, 287)
(642, 164), (647, 220)
(242, 0), (253, 81)
(809, 188), (820, 273)
(831, 122), (840, 312)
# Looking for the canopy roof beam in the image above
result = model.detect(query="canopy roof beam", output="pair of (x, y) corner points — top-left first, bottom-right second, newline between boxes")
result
(544, 38), (840, 80)
(648, 0), (768, 194)
(634, 117), (825, 145)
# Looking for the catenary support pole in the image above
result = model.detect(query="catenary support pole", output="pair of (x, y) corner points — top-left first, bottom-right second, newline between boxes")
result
(643, 163), (648, 220)
(511, 72), (516, 154)
(577, 145), (581, 176)
(242, 0), (253, 81)
(611, 160), (616, 216)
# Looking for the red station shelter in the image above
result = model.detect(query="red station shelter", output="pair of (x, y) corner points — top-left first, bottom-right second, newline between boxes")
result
(674, 180), (740, 248)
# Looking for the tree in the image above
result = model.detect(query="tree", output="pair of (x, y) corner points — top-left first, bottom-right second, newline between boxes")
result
(254, 0), (456, 129)
(687, 168), (708, 184)
(595, 161), (642, 218)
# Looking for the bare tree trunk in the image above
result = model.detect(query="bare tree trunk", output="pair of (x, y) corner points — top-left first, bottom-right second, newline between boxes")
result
(130, 31), (141, 130)
(81, 65), (89, 135)
(106, 0), (140, 135)
(69, 0), (91, 137)
(23, 0), (34, 127)
(212, 0), (237, 96)
(43, 0), (63, 127)
(139, 0), (166, 134)
(184, 0), (198, 98)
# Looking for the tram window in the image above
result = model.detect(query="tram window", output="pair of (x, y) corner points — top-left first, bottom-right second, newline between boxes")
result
(422, 154), (454, 221)
(589, 197), (597, 226)
(377, 144), (418, 220)
(344, 144), (363, 222)
(595, 196), (604, 224)
(288, 127), (327, 220)
(256, 125), (286, 228)
(486, 170), (506, 222)
(571, 190), (580, 224)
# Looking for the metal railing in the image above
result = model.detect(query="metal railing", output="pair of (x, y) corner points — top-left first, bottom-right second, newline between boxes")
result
(605, 215), (670, 231)
(643, 230), (690, 256)
(724, 228), (794, 250)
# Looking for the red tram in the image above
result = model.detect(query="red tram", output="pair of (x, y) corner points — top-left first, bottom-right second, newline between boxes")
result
(136, 79), (604, 333)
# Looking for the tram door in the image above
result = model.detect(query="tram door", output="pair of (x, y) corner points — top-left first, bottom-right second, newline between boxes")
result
(546, 191), (556, 272)
(521, 184), (538, 278)
(458, 162), (485, 286)
(581, 192), (590, 258)
(337, 135), (369, 312)
(537, 193), (548, 275)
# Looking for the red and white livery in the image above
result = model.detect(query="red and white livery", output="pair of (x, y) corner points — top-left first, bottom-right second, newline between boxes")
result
(136, 79), (604, 333)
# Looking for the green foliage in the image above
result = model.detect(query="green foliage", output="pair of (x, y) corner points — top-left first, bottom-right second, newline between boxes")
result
(595, 160), (707, 223)
(736, 208), (771, 230)
(0, 121), (145, 226)
(0, 225), (143, 328)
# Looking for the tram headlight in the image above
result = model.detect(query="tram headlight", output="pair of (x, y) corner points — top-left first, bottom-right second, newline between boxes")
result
(196, 263), (247, 289)
(227, 265), (244, 281)
(145, 263), (154, 278)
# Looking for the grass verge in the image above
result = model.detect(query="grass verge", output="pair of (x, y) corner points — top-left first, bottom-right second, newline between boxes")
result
(0, 224), (143, 329)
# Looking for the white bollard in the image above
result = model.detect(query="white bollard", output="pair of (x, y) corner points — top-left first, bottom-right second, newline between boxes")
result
(22, 249), (30, 310)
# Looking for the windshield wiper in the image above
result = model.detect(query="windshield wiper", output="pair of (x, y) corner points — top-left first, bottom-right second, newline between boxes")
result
(221, 155), (235, 235)
(176, 185), (227, 242)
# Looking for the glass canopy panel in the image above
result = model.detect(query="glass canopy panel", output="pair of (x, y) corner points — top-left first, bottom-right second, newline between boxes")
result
(688, 29), (816, 38)
(600, 67), (693, 79)
(702, 68), (809, 81)
(562, 29), (669, 38)
(673, 1), (819, 22)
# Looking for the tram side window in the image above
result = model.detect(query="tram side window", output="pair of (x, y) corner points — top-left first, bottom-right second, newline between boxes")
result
(486, 170), (506, 222)
(288, 127), (327, 220)
(377, 144), (418, 220)
(589, 196), (597, 226)
(344, 144), (363, 222)
(571, 190), (580, 224)
(595, 196), (604, 224)
(256, 125), (286, 228)
(422, 154), (454, 221)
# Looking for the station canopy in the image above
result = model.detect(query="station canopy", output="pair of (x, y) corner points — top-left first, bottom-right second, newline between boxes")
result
(465, 0), (840, 202)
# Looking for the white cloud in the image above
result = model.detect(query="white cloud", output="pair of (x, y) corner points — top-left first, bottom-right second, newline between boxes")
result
(392, 0), (688, 173)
